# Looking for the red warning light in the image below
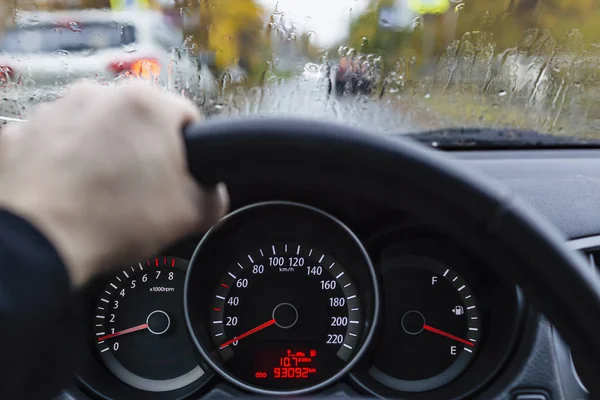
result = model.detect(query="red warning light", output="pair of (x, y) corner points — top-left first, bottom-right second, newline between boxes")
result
(310, 350), (317, 357)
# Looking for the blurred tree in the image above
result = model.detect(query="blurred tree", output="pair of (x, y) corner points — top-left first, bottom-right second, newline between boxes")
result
(535, 0), (600, 45)
(344, 0), (600, 76)
(180, 0), (268, 81)
(82, 0), (111, 7)
(451, 0), (600, 50)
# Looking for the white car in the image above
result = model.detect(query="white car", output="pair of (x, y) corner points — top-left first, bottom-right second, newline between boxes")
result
(0, 9), (203, 104)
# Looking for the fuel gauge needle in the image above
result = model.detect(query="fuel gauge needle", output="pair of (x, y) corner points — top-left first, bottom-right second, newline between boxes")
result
(97, 323), (149, 341)
(423, 324), (474, 347)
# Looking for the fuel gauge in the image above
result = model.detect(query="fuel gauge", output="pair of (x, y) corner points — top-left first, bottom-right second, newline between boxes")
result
(368, 255), (481, 392)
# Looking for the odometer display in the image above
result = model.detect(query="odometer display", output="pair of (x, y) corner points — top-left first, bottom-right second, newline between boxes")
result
(211, 243), (362, 389)
(185, 202), (379, 395)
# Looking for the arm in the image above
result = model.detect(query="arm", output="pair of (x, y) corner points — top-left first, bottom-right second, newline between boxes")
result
(0, 81), (228, 397)
(0, 210), (79, 399)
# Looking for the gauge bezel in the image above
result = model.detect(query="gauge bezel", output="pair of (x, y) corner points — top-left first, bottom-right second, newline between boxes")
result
(367, 254), (482, 392)
(93, 257), (203, 392)
(76, 251), (212, 400)
(184, 201), (380, 396)
(350, 224), (525, 399)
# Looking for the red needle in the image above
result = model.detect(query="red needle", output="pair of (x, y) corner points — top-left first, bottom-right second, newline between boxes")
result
(219, 318), (277, 349)
(97, 323), (149, 341)
(423, 324), (475, 347)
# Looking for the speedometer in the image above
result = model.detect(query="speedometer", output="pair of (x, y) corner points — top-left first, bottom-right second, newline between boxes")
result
(212, 243), (362, 385)
(185, 202), (379, 395)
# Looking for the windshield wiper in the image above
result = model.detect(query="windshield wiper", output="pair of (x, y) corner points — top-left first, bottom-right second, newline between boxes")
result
(402, 128), (600, 150)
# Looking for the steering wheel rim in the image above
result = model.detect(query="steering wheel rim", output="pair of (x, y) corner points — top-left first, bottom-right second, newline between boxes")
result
(184, 117), (600, 394)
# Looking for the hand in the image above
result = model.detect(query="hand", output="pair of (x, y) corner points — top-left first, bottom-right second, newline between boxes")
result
(0, 81), (229, 286)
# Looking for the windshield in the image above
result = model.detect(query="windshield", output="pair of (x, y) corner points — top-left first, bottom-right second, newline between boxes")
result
(1, 0), (599, 144)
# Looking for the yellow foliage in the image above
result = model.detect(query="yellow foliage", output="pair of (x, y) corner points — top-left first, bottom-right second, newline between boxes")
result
(346, 0), (600, 67)
(209, 17), (239, 69)
(189, 0), (266, 70)
(408, 0), (450, 15)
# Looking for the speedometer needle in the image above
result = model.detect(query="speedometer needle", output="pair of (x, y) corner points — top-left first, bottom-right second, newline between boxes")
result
(423, 324), (474, 347)
(219, 318), (277, 349)
(97, 323), (149, 341)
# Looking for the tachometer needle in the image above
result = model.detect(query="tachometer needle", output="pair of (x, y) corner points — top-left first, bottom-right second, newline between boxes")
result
(97, 323), (149, 341)
(423, 324), (474, 347)
(219, 318), (277, 349)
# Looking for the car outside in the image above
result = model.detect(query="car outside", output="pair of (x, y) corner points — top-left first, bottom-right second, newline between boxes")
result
(0, 9), (201, 116)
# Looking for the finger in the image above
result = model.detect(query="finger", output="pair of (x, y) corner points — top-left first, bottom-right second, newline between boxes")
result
(0, 123), (23, 161)
(188, 181), (230, 232)
(62, 79), (109, 101)
(0, 122), (21, 139)
(115, 81), (202, 132)
(204, 182), (230, 225)
(161, 90), (203, 129)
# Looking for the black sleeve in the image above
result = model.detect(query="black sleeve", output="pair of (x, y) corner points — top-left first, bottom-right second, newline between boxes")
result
(0, 210), (79, 400)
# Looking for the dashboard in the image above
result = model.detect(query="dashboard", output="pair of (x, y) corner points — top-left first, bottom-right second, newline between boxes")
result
(63, 148), (600, 400)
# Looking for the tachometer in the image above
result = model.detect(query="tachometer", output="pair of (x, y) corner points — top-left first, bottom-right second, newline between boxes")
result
(185, 202), (379, 395)
(94, 257), (205, 392)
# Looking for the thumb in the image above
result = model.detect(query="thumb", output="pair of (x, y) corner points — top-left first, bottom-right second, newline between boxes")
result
(186, 181), (230, 233)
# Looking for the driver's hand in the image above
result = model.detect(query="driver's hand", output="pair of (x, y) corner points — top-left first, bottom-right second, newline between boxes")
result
(0, 81), (229, 287)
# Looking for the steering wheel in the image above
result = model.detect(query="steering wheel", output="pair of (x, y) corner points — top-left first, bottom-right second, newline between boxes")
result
(184, 117), (600, 395)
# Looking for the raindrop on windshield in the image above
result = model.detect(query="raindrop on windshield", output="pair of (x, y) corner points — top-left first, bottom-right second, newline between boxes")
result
(67, 21), (82, 33)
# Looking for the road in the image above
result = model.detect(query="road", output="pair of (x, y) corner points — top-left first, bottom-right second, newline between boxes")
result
(203, 74), (421, 134)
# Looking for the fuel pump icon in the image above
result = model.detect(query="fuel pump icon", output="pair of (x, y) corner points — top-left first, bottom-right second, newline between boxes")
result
(452, 306), (464, 315)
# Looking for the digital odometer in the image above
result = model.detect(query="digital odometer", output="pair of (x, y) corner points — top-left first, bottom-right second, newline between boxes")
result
(185, 202), (379, 395)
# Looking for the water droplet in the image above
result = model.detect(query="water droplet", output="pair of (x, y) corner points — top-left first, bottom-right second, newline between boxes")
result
(68, 21), (82, 33)
(498, 90), (507, 97)
(424, 93), (431, 99)
(412, 16), (423, 31)
(304, 63), (319, 73)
